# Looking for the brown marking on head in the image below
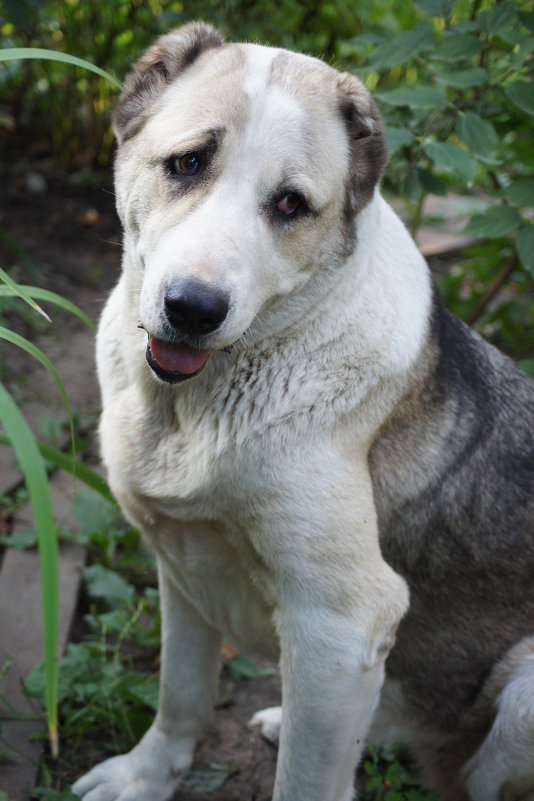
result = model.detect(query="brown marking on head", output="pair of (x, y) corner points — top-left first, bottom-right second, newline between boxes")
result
(113, 22), (225, 144)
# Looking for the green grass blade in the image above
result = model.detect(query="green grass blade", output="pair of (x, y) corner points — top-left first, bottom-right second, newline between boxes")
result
(0, 285), (95, 332)
(0, 48), (121, 90)
(0, 432), (116, 505)
(0, 267), (51, 322)
(0, 382), (59, 754)
(0, 327), (76, 471)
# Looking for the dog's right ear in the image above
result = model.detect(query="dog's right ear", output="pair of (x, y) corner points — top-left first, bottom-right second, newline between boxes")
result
(113, 22), (224, 145)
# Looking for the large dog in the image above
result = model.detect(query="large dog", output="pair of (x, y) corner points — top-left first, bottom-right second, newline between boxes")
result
(73, 22), (534, 801)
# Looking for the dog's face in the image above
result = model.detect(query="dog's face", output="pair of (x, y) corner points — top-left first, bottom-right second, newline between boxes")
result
(114, 23), (386, 383)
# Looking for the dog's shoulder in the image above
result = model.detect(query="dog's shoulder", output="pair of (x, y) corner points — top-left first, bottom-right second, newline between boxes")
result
(369, 279), (534, 588)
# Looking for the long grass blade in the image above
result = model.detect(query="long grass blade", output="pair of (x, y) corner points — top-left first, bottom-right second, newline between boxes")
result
(0, 285), (95, 332)
(0, 327), (76, 471)
(0, 48), (121, 90)
(0, 432), (116, 505)
(0, 266), (51, 322)
(0, 382), (59, 755)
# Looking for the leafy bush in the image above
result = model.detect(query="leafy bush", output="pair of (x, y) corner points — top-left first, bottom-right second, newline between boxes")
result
(2, 0), (532, 355)
(349, 0), (534, 357)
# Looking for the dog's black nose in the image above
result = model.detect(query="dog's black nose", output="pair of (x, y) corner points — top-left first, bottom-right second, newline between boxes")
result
(164, 281), (230, 336)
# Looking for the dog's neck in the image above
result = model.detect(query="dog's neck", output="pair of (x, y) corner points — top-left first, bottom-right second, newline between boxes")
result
(118, 192), (432, 446)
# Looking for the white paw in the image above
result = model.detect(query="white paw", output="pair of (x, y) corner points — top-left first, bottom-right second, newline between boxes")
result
(248, 705), (282, 745)
(72, 727), (195, 801)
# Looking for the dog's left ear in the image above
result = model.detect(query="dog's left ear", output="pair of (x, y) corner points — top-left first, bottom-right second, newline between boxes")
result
(337, 73), (387, 214)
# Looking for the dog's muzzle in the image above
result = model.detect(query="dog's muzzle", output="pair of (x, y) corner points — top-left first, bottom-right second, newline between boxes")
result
(144, 280), (230, 384)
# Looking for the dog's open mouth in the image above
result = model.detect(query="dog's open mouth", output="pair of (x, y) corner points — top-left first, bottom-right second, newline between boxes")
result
(146, 336), (211, 383)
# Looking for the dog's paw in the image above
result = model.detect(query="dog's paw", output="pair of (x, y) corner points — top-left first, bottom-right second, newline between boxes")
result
(71, 728), (195, 801)
(248, 705), (282, 745)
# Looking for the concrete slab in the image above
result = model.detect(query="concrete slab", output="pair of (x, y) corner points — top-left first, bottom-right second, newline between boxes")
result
(0, 474), (86, 800)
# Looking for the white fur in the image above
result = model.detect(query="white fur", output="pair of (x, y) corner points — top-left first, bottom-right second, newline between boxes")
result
(464, 653), (534, 801)
(75, 36), (432, 801)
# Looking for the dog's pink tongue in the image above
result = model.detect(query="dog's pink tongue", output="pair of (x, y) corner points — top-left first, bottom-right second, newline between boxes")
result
(150, 337), (210, 375)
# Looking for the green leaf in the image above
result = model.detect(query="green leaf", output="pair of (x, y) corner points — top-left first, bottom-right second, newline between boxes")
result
(0, 527), (37, 550)
(430, 33), (483, 61)
(478, 1), (518, 34)
(504, 81), (534, 116)
(502, 179), (534, 208)
(415, 0), (454, 17)
(0, 285), (95, 332)
(0, 383), (58, 749)
(365, 25), (433, 70)
(436, 67), (488, 89)
(84, 564), (135, 607)
(462, 206), (522, 238)
(0, 48), (121, 90)
(455, 112), (498, 160)
(25, 643), (97, 704)
(517, 224), (534, 277)
(423, 141), (478, 184)
(73, 489), (122, 535)
(385, 126), (414, 155)
(376, 85), (448, 108)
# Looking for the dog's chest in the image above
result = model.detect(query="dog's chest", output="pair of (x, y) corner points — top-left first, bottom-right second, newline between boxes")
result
(102, 378), (303, 526)
(101, 335), (387, 539)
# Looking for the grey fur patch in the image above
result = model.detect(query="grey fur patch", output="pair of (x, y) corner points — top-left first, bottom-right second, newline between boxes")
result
(113, 22), (225, 144)
(369, 283), (534, 755)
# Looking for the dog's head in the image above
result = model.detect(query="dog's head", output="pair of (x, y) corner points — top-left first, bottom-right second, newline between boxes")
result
(114, 22), (386, 383)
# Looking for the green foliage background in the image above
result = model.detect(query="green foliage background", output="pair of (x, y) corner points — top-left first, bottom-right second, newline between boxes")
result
(1, 0), (532, 358)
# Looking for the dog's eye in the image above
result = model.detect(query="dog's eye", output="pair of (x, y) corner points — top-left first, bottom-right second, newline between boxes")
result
(277, 193), (302, 215)
(171, 152), (202, 176)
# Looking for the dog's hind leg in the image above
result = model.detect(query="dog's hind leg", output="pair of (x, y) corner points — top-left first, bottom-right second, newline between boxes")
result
(249, 705), (282, 745)
(72, 557), (222, 801)
(463, 637), (534, 801)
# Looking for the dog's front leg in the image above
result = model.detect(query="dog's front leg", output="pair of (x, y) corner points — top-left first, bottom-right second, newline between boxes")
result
(72, 557), (222, 801)
(273, 602), (400, 801)
(260, 463), (409, 801)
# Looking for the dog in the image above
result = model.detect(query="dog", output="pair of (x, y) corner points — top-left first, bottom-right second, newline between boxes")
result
(72, 22), (534, 801)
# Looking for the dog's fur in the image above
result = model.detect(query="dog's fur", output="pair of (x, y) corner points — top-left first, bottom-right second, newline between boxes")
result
(73, 23), (534, 801)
